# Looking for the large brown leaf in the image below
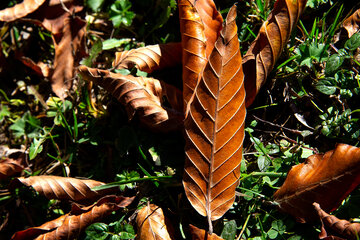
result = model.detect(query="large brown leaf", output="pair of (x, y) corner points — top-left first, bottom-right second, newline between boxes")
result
(0, 0), (46, 22)
(189, 224), (224, 240)
(79, 66), (184, 132)
(11, 195), (135, 240)
(51, 15), (86, 98)
(183, 5), (246, 233)
(113, 42), (182, 73)
(343, 9), (360, 38)
(179, 0), (207, 110)
(242, 0), (307, 107)
(136, 203), (174, 240)
(12, 175), (115, 203)
(314, 202), (360, 240)
(273, 144), (360, 223)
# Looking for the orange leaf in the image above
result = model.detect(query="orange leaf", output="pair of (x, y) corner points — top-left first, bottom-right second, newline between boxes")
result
(189, 224), (224, 240)
(183, 5), (246, 233)
(136, 203), (174, 240)
(11, 195), (135, 240)
(343, 9), (360, 38)
(314, 202), (360, 240)
(78, 66), (184, 132)
(189, 0), (223, 58)
(0, 0), (46, 22)
(242, 0), (307, 107)
(51, 15), (86, 98)
(113, 42), (182, 73)
(179, 0), (207, 110)
(273, 144), (360, 223)
(13, 175), (115, 203)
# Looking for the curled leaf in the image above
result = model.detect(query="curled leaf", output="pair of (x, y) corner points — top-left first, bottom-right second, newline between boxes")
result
(13, 175), (114, 203)
(314, 202), (360, 240)
(343, 9), (360, 38)
(179, 0), (207, 109)
(11, 195), (135, 240)
(0, 152), (27, 180)
(51, 15), (86, 98)
(190, 0), (223, 58)
(242, 0), (307, 106)
(79, 66), (184, 132)
(0, 0), (46, 22)
(113, 42), (182, 73)
(136, 203), (174, 240)
(183, 6), (246, 233)
(273, 144), (360, 222)
(189, 224), (224, 240)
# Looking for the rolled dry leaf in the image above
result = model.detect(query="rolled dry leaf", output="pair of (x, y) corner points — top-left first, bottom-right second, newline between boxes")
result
(136, 203), (174, 240)
(189, 224), (224, 240)
(179, 0), (207, 110)
(273, 144), (360, 223)
(79, 66), (184, 132)
(314, 202), (360, 240)
(51, 15), (86, 98)
(113, 42), (182, 73)
(0, 151), (27, 180)
(12, 175), (116, 203)
(242, 0), (307, 107)
(183, 5), (246, 234)
(0, 0), (46, 22)
(11, 195), (135, 240)
(343, 9), (360, 38)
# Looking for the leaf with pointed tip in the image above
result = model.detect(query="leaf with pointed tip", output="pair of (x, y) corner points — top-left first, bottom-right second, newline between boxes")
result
(273, 144), (360, 223)
(113, 42), (182, 73)
(179, 0), (207, 110)
(136, 203), (174, 240)
(0, 0), (46, 22)
(189, 224), (224, 240)
(242, 0), (307, 107)
(314, 202), (360, 240)
(79, 66), (184, 132)
(13, 175), (115, 203)
(343, 9), (360, 38)
(11, 195), (135, 240)
(183, 5), (246, 233)
(51, 15), (86, 98)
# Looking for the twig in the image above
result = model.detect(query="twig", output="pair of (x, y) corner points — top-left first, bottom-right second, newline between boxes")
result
(253, 115), (302, 134)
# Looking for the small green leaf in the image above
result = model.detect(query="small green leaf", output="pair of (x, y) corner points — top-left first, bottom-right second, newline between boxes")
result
(85, 223), (109, 240)
(29, 138), (44, 160)
(316, 79), (337, 95)
(86, 0), (105, 12)
(221, 220), (237, 240)
(102, 38), (131, 50)
(325, 54), (344, 75)
(267, 229), (278, 239)
(345, 32), (360, 51)
(80, 39), (103, 66)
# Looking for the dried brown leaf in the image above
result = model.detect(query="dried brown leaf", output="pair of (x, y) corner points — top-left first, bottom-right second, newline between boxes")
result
(242, 0), (307, 107)
(13, 175), (115, 203)
(136, 203), (174, 240)
(273, 144), (360, 223)
(0, 0), (46, 22)
(189, 0), (223, 58)
(78, 66), (184, 132)
(314, 202), (360, 240)
(113, 42), (182, 73)
(343, 9), (360, 38)
(11, 195), (135, 240)
(0, 151), (27, 180)
(189, 224), (224, 240)
(179, 0), (207, 109)
(183, 6), (246, 233)
(51, 15), (86, 98)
